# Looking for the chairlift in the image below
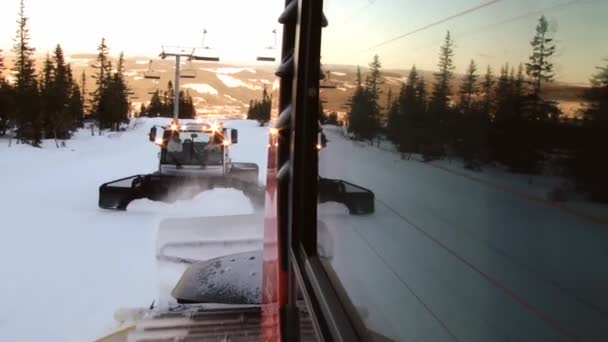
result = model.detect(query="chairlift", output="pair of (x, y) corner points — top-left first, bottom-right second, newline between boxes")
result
(320, 69), (337, 89)
(180, 59), (196, 79)
(257, 29), (277, 62)
(191, 29), (220, 62)
(144, 60), (161, 80)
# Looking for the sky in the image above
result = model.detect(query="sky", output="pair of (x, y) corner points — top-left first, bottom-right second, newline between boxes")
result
(0, 0), (607, 83)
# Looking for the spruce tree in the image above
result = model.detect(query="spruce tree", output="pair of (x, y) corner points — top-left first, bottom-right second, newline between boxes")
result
(397, 66), (422, 154)
(526, 15), (555, 96)
(108, 52), (129, 128)
(12, 0), (40, 145)
(525, 15), (560, 122)
(458, 60), (487, 169)
(426, 30), (455, 159)
(459, 60), (478, 110)
(365, 54), (382, 139)
(568, 59), (608, 201)
(80, 71), (87, 115)
(51, 44), (71, 140)
(68, 83), (84, 128)
(91, 38), (111, 132)
(348, 66), (376, 141)
(39, 54), (55, 139)
(148, 90), (163, 117)
(0, 48), (5, 78)
(0, 49), (11, 134)
(430, 31), (455, 112)
(480, 65), (495, 116)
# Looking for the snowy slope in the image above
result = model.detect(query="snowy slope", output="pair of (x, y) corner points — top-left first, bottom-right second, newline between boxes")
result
(318, 127), (608, 342)
(0, 118), (269, 342)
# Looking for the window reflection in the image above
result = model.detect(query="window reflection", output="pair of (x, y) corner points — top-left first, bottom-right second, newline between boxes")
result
(318, 1), (608, 341)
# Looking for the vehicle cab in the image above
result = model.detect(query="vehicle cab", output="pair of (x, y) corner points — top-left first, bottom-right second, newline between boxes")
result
(149, 120), (238, 177)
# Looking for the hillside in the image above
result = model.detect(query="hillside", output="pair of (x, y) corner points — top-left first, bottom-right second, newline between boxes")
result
(1, 54), (590, 118)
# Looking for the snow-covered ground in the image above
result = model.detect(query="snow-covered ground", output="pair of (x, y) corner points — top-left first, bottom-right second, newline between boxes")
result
(182, 83), (219, 95)
(319, 126), (608, 341)
(0, 118), (268, 342)
(216, 74), (262, 90)
(2, 116), (607, 341)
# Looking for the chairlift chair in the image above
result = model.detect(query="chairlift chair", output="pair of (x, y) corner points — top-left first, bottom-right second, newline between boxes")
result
(320, 69), (337, 89)
(144, 60), (161, 80)
(256, 29), (277, 62)
(191, 29), (221, 62)
(180, 59), (197, 79)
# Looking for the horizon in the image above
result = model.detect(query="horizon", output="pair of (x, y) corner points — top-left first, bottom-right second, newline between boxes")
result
(1, 0), (607, 84)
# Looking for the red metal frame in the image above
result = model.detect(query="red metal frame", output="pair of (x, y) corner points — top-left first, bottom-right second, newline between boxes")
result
(262, 132), (285, 342)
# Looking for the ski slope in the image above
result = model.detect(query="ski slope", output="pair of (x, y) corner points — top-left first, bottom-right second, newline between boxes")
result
(318, 126), (608, 342)
(2, 117), (607, 341)
(0, 118), (268, 342)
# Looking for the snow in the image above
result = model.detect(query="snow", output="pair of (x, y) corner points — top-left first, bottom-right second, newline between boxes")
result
(0, 117), (268, 342)
(181, 83), (218, 95)
(202, 67), (256, 74)
(216, 74), (262, 90)
(331, 71), (346, 76)
(65, 57), (92, 66)
(135, 60), (150, 65)
(384, 76), (407, 85)
(318, 127), (608, 341)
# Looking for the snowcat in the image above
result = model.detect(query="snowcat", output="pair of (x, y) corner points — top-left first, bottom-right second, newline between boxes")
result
(96, 1), (377, 341)
(98, 119), (264, 210)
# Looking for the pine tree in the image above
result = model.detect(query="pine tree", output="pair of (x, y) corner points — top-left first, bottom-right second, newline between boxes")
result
(526, 15), (555, 96)
(107, 52), (129, 128)
(399, 66), (422, 153)
(148, 90), (163, 117)
(247, 85), (272, 126)
(178, 90), (196, 119)
(383, 87), (393, 128)
(426, 30), (455, 159)
(480, 65), (495, 116)
(365, 54), (382, 139)
(12, 0), (40, 145)
(459, 60), (479, 111)
(68, 83), (84, 128)
(457, 60), (488, 169)
(0, 48), (5, 78)
(348, 65), (377, 141)
(80, 71), (87, 115)
(0, 48), (12, 134)
(39, 54), (55, 139)
(568, 59), (608, 202)
(366, 54), (382, 100)
(525, 15), (560, 123)
(91, 38), (111, 132)
(430, 31), (455, 112)
(51, 44), (72, 141)
(163, 81), (174, 117)
(494, 63), (512, 122)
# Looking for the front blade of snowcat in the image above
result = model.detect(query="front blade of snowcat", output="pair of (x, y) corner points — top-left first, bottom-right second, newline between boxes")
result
(99, 175), (148, 210)
(99, 173), (265, 211)
(229, 162), (260, 185)
(318, 177), (375, 215)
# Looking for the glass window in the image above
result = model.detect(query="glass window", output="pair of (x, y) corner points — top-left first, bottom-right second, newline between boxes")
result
(317, 1), (608, 341)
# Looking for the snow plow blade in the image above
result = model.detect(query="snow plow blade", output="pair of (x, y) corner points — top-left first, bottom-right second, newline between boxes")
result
(99, 173), (264, 211)
(318, 177), (375, 215)
(229, 162), (260, 185)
